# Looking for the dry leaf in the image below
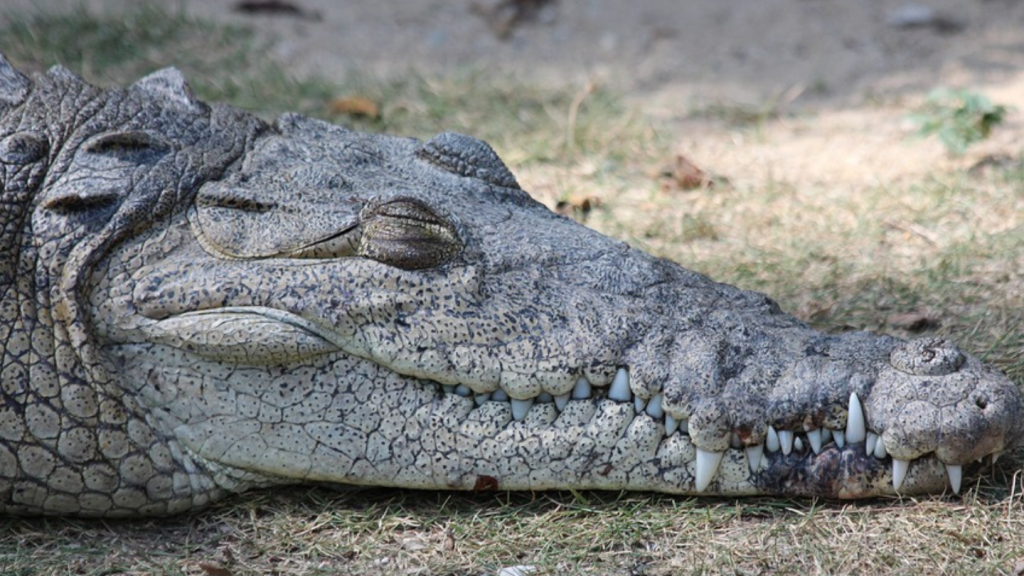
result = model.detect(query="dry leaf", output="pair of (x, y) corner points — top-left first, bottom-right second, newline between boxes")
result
(660, 153), (717, 191)
(555, 194), (601, 220)
(443, 525), (456, 551)
(796, 301), (833, 323)
(886, 311), (940, 332)
(198, 561), (233, 576)
(329, 96), (380, 119)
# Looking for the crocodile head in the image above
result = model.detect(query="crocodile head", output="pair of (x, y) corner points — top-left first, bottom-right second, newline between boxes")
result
(2, 59), (1022, 516)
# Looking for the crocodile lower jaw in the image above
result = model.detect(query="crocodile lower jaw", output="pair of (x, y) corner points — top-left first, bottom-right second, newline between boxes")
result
(435, 367), (973, 496)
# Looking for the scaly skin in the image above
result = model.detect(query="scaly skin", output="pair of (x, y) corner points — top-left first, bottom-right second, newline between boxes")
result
(1, 56), (1022, 516)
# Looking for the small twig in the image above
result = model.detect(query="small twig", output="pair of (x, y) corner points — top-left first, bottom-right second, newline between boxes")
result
(883, 218), (940, 245)
(565, 79), (597, 164)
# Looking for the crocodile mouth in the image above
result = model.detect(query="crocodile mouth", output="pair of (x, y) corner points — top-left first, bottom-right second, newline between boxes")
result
(137, 306), (984, 498)
(426, 366), (969, 497)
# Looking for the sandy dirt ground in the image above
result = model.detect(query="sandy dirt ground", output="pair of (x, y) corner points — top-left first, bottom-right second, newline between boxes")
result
(5, 0), (1024, 200)
(9, 0), (1024, 193)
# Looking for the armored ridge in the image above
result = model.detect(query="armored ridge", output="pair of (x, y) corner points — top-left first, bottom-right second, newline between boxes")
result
(1, 54), (1021, 516)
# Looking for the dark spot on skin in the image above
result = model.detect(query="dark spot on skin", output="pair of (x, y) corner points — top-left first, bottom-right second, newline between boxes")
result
(734, 425), (755, 444)
(598, 463), (614, 476)
(473, 475), (500, 491)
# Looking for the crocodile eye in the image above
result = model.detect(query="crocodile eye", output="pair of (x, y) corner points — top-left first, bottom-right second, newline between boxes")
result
(358, 198), (462, 270)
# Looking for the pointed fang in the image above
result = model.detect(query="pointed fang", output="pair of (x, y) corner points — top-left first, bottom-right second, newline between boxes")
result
(511, 398), (534, 421)
(846, 392), (867, 444)
(778, 430), (794, 455)
(746, 445), (763, 473)
(665, 415), (680, 436)
(873, 437), (888, 459)
(766, 426), (780, 453)
(807, 429), (822, 454)
(833, 429), (846, 448)
(634, 396), (647, 414)
(892, 458), (910, 491)
(609, 368), (631, 402)
(571, 377), (592, 399)
(646, 394), (664, 419)
(554, 392), (570, 411)
(694, 448), (724, 492)
(947, 464), (963, 495)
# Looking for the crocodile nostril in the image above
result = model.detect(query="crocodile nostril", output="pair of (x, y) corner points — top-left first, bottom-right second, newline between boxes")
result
(973, 394), (989, 411)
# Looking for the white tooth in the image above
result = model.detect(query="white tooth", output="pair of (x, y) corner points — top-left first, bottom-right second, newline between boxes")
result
(475, 393), (491, 406)
(821, 428), (832, 445)
(992, 451), (1004, 465)
(946, 464), (962, 495)
(694, 448), (724, 492)
(846, 392), (866, 444)
(646, 394), (664, 419)
(873, 436), (888, 459)
(865, 433), (878, 456)
(609, 368), (631, 402)
(807, 429), (823, 454)
(794, 437), (804, 453)
(634, 397), (647, 413)
(833, 429), (845, 448)
(442, 385), (456, 394)
(745, 444), (763, 473)
(554, 392), (570, 411)
(455, 385), (472, 397)
(778, 430), (794, 455)
(571, 377), (592, 399)
(766, 426), (780, 453)
(537, 392), (553, 403)
(892, 458), (910, 491)
(511, 398), (534, 421)
(492, 389), (509, 402)
(730, 433), (742, 449)
(665, 415), (680, 436)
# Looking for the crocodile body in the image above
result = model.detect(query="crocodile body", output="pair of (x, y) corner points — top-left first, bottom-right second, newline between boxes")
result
(1, 56), (1022, 516)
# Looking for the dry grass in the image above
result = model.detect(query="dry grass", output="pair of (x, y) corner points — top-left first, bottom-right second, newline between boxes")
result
(5, 475), (1024, 575)
(2, 4), (1024, 575)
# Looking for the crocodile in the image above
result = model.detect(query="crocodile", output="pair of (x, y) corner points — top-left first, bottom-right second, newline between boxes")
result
(1, 54), (1022, 517)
